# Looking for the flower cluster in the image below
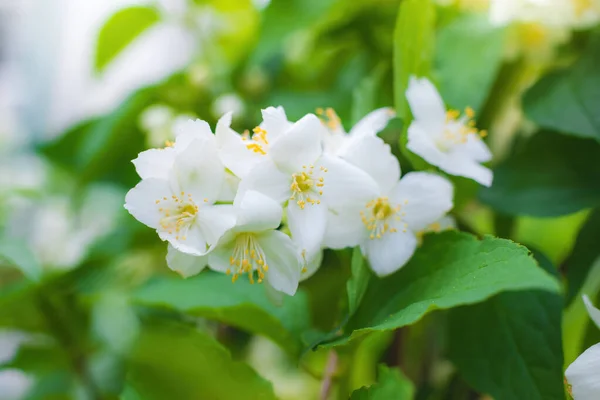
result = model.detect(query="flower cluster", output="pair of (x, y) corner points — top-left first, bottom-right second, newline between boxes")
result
(125, 77), (492, 296)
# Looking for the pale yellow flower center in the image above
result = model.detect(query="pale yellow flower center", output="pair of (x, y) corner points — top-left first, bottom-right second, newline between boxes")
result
(226, 233), (269, 284)
(289, 165), (327, 209)
(442, 106), (487, 147)
(361, 197), (408, 240)
(242, 126), (269, 155)
(155, 192), (206, 241)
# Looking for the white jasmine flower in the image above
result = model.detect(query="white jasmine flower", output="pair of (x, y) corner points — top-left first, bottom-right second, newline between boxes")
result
(406, 77), (493, 187)
(211, 93), (245, 120)
(133, 117), (239, 202)
(490, 0), (599, 29)
(323, 135), (453, 276)
(216, 106), (292, 179)
(125, 125), (236, 256)
(317, 107), (396, 156)
(168, 191), (301, 295)
(237, 113), (379, 258)
(565, 295), (600, 399)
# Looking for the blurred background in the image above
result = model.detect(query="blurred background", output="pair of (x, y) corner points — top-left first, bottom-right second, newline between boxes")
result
(0, 0), (599, 398)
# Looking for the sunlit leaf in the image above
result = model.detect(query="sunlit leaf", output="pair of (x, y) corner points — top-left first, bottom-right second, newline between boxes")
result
(318, 232), (560, 348)
(95, 6), (161, 73)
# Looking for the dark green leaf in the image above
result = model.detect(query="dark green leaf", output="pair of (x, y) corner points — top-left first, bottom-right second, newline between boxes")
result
(127, 321), (276, 400)
(564, 209), (600, 305)
(350, 365), (414, 399)
(480, 132), (600, 217)
(134, 272), (311, 356)
(523, 35), (600, 140)
(95, 6), (161, 73)
(447, 252), (564, 400)
(435, 14), (505, 113)
(319, 232), (560, 348)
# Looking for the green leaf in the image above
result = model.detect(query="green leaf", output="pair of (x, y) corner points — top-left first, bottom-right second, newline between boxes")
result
(95, 6), (161, 73)
(351, 65), (386, 126)
(480, 131), (600, 217)
(564, 209), (600, 305)
(0, 238), (42, 282)
(350, 365), (415, 399)
(393, 0), (435, 120)
(127, 322), (276, 400)
(523, 35), (600, 140)
(347, 247), (372, 317)
(134, 272), (311, 356)
(318, 232), (560, 348)
(435, 14), (505, 113)
(447, 252), (564, 400)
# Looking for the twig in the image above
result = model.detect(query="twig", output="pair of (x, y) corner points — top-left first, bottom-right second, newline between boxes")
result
(320, 350), (339, 400)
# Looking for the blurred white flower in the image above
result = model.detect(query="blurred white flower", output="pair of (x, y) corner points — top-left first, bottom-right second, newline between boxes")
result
(125, 120), (236, 256)
(167, 191), (301, 296)
(318, 107), (395, 156)
(565, 295), (600, 399)
(238, 113), (378, 259)
(211, 93), (245, 120)
(323, 135), (453, 276)
(490, 0), (600, 29)
(139, 104), (196, 148)
(406, 76), (493, 187)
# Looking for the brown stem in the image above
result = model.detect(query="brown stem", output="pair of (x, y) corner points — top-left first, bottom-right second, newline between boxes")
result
(320, 350), (339, 400)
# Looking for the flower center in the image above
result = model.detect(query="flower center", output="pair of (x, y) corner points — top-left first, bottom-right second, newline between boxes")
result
(316, 107), (342, 131)
(361, 197), (408, 240)
(155, 192), (204, 240)
(242, 126), (269, 155)
(226, 233), (269, 284)
(440, 106), (487, 149)
(289, 165), (326, 209)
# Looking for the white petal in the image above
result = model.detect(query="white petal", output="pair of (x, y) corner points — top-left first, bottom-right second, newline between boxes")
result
(173, 118), (214, 151)
(237, 159), (291, 204)
(322, 207), (368, 250)
(300, 249), (323, 282)
(217, 171), (240, 202)
(363, 229), (418, 277)
(388, 172), (454, 232)
(260, 106), (292, 143)
(233, 190), (283, 233)
(318, 155), (380, 211)
(441, 152), (493, 187)
(348, 107), (396, 138)
(207, 234), (236, 273)
(407, 121), (448, 167)
(197, 205), (237, 251)
(166, 244), (208, 278)
(583, 295), (600, 330)
(124, 178), (171, 229)
(171, 138), (225, 203)
(406, 76), (447, 132)
(215, 111), (263, 178)
(456, 134), (493, 163)
(566, 343), (600, 400)
(132, 148), (176, 180)
(287, 201), (327, 259)
(258, 230), (301, 296)
(269, 114), (324, 173)
(338, 135), (400, 194)
(159, 221), (209, 256)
